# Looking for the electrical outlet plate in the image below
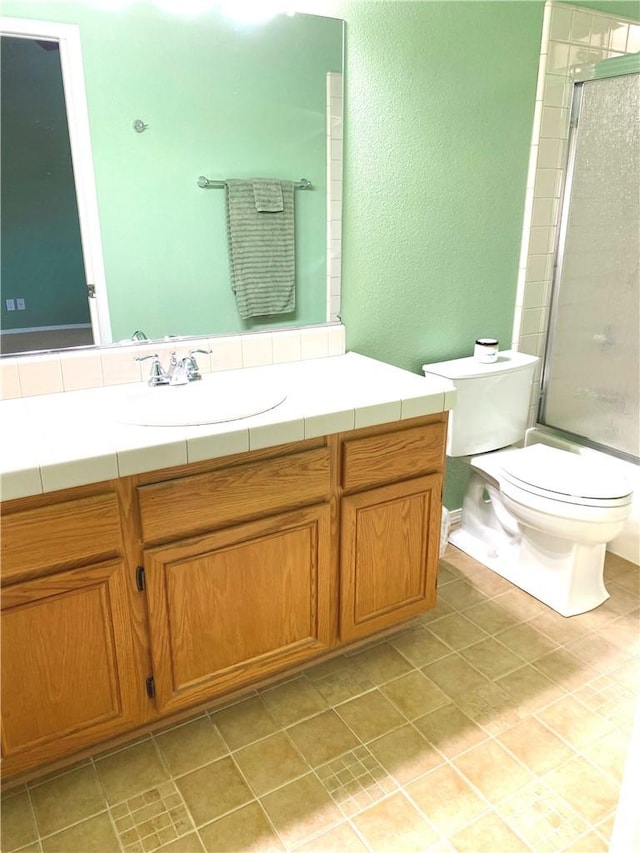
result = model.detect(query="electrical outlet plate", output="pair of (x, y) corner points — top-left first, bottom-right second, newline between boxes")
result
(16, 298), (26, 310)
(5, 299), (15, 311)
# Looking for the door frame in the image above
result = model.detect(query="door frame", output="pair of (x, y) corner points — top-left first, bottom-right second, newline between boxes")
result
(1, 16), (112, 346)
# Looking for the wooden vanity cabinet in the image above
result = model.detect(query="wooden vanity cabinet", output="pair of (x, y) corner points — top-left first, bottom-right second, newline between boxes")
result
(0, 415), (447, 782)
(0, 491), (145, 778)
(338, 421), (446, 642)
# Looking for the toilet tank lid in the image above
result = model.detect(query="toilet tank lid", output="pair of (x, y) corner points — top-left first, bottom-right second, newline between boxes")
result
(501, 444), (633, 500)
(422, 351), (539, 380)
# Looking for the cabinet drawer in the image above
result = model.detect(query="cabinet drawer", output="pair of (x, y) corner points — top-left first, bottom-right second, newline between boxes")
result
(138, 447), (331, 542)
(1, 494), (123, 582)
(341, 422), (446, 492)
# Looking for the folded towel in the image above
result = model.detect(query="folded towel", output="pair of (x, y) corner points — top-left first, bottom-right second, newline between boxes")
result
(225, 179), (295, 319)
(252, 178), (284, 212)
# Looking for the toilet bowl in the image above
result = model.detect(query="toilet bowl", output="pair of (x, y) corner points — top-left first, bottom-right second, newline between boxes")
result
(422, 352), (634, 617)
(450, 443), (633, 616)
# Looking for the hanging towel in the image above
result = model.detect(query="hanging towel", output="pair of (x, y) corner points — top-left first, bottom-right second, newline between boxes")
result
(252, 178), (284, 212)
(225, 178), (295, 320)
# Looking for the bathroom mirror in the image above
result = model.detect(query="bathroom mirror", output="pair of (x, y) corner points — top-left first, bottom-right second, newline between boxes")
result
(0, 3), (344, 356)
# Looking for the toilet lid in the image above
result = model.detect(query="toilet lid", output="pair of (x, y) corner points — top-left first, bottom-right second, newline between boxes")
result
(500, 444), (632, 502)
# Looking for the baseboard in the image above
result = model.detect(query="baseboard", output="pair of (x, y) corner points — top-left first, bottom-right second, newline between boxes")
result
(447, 508), (462, 529)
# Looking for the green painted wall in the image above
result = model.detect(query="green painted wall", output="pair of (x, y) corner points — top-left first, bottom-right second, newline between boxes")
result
(1, 3), (343, 340)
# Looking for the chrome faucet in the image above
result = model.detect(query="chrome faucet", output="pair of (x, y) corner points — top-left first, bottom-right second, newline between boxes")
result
(130, 330), (149, 341)
(135, 348), (212, 387)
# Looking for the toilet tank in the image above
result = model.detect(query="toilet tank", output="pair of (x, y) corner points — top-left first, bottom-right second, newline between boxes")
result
(423, 351), (539, 457)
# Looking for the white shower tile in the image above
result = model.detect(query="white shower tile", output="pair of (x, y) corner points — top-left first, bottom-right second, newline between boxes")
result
(0, 360), (22, 399)
(210, 335), (243, 371)
(534, 168), (562, 199)
(608, 22), (629, 52)
(61, 352), (104, 392)
(537, 137), (566, 170)
(272, 330), (302, 364)
(531, 197), (559, 228)
(627, 24), (640, 53)
(550, 5), (572, 41)
(540, 106), (569, 139)
(569, 44), (604, 68)
(520, 307), (549, 337)
(543, 74), (570, 109)
(18, 357), (63, 397)
(548, 41), (570, 73)
(525, 254), (554, 283)
(528, 227), (556, 256)
(517, 333), (547, 359)
(241, 333), (273, 368)
(523, 281), (552, 310)
(570, 9), (593, 45)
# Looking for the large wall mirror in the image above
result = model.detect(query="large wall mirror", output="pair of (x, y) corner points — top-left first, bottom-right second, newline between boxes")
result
(0, 3), (344, 356)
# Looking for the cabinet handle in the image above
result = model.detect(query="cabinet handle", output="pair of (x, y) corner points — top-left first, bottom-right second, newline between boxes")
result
(136, 565), (146, 591)
(145, 676), (155, 698)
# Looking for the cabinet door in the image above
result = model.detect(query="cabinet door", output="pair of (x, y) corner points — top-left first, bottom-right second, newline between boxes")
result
(144, 505), (333, 715)
(1, 560), (141, 776)
(340, 475), (442, 642)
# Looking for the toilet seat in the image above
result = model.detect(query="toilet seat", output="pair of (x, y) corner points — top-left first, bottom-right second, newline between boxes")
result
(500, 444), (632, 508)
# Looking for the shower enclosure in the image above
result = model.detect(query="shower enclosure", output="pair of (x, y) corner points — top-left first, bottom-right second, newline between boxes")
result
(540, 56), (640, 462)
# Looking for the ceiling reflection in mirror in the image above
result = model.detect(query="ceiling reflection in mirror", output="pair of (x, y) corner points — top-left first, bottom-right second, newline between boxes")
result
(0, 3), (344, 357)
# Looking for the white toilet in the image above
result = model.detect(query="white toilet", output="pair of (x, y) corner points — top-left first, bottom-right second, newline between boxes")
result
(423, 351), (633, 617)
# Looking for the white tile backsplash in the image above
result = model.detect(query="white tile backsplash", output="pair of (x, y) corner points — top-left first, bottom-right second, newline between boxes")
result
(18, 357), (64, 397)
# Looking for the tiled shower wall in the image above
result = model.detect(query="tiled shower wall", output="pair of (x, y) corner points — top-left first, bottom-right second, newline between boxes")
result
(327, 72), (344, 323)
(512, 0), (640, 426)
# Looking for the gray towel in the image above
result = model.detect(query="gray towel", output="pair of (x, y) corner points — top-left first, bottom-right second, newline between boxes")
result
(225, 178), (295, 320)
(252, 179), (284, 212)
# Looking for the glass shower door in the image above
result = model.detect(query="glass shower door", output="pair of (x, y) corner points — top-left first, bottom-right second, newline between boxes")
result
(540, 69), (640, 461)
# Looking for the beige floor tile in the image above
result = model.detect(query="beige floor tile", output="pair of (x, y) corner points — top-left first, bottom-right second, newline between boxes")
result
(296, 820), (367, 851)
(287, 709), (360, 767)
(155, 716), (227, 777)
(493, 587), (549, 620)
(211, 695), (279, 751)
(175, 756), (253, 827)
(335, 690), (405, 742)
(564, 633), (626, 675)
(608, 657), (640, 692)
(598, 615), (640, 656)
(425, 612), (489, 650)
(0, 788), (38, 852)
(544, 755), (619, 824)
(381, 671), (450, 719)
(535, 694), (614, 750)
(463, 599), (523, 635)
(497, 717), (575, 774)
(496, 664), (565, 716)
(157, 832), (205, 852)
(527, 610), (589, 646)
(199, 801), (283, 851)
(233, 731), (309, 795)
(463, 567), (514, 597)
(562, 830), (609, 851)
(454, 681), (521, 736)
(495, 622), (558, 662)
(453, 740), (534, 804)
(95, 740), (170, 805)
(418, 599), (454, 624)
(30, 764), (106, 838)
(436, 562), (458, 586)
(109, 781), (193, 850)
(414, 703), (488, 758)
(367, 724), (444, 785)
(41, 813), (120, 853)
(459, 637), (523, 680)
(496, 780), (589, 852)
(314, 745), (396, 816)
(351, 791), (439, 852)
(580, 728), (631, 783)
(260, 677), (328, 727)
(388, 626), (452, 667)
(348, 643), (414, 684)
(436, 579), (489, 611)
(422, 654), (490, 702)
(260, 773), (342, 848)
(304, 655), (377, 705)
(406, 763), (488, 835)
(531, 648), (600, 689)
(449, 810), (530, 852)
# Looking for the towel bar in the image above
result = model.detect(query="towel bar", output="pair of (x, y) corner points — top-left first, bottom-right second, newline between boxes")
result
(197, 176), (312, 190)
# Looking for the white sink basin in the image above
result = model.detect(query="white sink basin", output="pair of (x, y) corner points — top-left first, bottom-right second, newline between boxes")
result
(118, 372), (287, 426)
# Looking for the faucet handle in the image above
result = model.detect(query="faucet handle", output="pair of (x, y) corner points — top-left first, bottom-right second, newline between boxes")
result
(135, 353), (169, 386)
(184, 348), (212, 381)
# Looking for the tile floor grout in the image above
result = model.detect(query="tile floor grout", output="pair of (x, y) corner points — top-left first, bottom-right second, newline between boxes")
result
(2, 546), (638, 853)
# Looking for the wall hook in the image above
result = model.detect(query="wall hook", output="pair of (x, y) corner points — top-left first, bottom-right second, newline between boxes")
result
(133, 119), (149, 133)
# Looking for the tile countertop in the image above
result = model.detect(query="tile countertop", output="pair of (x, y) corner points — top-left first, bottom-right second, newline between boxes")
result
(0, 352), (456, 500)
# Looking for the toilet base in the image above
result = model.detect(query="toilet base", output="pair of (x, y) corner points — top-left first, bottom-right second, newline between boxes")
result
(449, 526), (610, 618)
